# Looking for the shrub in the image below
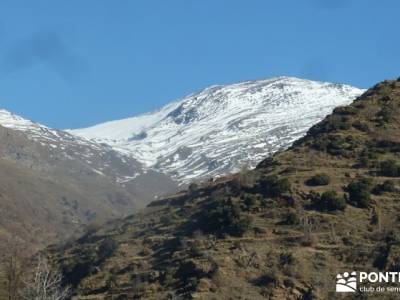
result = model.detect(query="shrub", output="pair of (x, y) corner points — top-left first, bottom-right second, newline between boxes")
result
(280, 252), (295, 266)
(309, 115), (351, 135)
(381, 96), (392, 102)
(189, 240), (203, 257)
(302, 288), (318, 300)
(175, 261), (203, 286)
(334, 106), (358, 115)
(352, 121), (370, 132)
(283, 210), (300, 225)
(235, 216), (253, 236)
(326, 137), (351, 157)
(380, 160), (400, 177)
(381, 180), (396, 192)
(312, 138), (328, 151)
(372, 139), (400, 153)
(305, 173), (331, 186)
(243, 194), (257, 211)
(312, 135), (356, 157)
(260, 175), (291, 198)
(255, 271), (280, 287)
(352, 190), (370, 208)
(357, 148), (380, 168)
(98, 237), (118, 260)
(188, 182), (199, 195)
(377, 104), (395, 123)
(320, 191), (346, 211)
(346, 178), (373, 208)
(372, 180), (396, 195)
(160, 215), (172, 226)
(357, 157), (370, 168)
(191, 198), (252, 237)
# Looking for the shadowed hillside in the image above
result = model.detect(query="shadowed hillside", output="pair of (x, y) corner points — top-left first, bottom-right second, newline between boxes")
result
(47, 78), (400, 299)
(0, 119), (177, 250)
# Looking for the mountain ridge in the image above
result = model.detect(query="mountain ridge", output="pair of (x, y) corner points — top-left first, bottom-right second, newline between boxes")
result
(70, 77), (364, 183)
(0, 110), (177, 249)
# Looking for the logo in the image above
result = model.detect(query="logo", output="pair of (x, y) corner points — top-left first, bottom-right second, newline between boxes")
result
(336, 272), (357, 292)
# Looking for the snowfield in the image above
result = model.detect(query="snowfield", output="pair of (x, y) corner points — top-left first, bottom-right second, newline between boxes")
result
(70, 77), (364, 183)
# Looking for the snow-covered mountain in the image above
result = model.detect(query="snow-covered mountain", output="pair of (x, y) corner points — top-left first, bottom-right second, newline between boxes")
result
(0, 108), (177, 193)
(70, 77), (365, 183)
(0, 108), (143, 180)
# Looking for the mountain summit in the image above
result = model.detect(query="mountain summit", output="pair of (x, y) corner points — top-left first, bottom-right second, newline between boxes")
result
(70, 77), (364, 183)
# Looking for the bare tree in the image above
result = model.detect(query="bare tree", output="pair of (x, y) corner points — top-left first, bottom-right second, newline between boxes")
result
(301, 215), (317, 246)
(238, 164), (257, 188)
(0, 237), (31, 300)
(21, 256), (70, 300)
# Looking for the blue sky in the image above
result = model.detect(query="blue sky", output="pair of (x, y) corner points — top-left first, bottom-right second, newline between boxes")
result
(0, 0), (399, 129)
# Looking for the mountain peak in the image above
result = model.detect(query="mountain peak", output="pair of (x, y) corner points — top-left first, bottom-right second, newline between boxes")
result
(0, 108), (45, 131)
(70, 77), (364, 183)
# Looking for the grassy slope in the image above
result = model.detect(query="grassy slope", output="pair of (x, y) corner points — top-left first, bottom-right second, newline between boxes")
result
(49, 79), (400, 300)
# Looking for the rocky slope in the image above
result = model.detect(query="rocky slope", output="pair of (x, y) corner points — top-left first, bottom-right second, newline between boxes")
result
(71, 77), (364, 183)
(0, 110), (177, 248)
(48, 78), (400, 299)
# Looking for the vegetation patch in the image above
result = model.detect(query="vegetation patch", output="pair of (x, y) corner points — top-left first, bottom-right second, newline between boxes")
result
(309, 115), (351, 136)
(312, 191), (346, 212)
(188, 197), (252, 237)
(282, 209), (301, 225)
(352, 120), (370, 132)
(372, 180), (396, 195)
(376, 103), (396, 124)
(346, 178), (373, 208)
(305, 173), (331, 186)
(333, 106), (358, 116)
(259, 175), (291, 198)
(380, 160), (400, 177)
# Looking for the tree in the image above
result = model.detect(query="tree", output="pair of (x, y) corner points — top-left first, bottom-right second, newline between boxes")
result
(192, 197), (252, 237)
(346, 178), (373, 208)
(284, 210), (300, 225)
(260, 175), (291, 198)
(320, 191), (346, 211)
(21, 256), (70, 300)
(243, 194), (257, 211)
